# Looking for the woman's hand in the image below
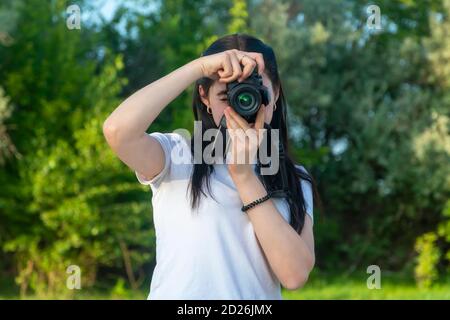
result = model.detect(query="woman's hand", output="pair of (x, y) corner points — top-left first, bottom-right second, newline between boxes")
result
(224, 105), (266, 179)
(196, 49), (265, 83)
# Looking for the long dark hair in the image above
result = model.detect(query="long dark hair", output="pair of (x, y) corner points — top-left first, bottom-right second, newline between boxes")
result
(189, 33), (316, 234)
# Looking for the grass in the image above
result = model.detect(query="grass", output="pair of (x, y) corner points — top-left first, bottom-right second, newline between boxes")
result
(282, 271), (450, 300)
(2, 271), (449, 300)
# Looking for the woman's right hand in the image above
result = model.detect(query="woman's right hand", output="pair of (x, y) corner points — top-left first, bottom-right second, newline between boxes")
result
(196, 49), (265, 83)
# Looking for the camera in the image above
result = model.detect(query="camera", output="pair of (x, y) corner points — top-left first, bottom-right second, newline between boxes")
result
(220, 65), (270, 127)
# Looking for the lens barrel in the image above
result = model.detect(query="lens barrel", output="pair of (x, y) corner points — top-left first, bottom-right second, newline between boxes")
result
(226, 67), (270, 123)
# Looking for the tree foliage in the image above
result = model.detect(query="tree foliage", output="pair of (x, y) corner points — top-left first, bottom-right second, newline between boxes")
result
(0, 0), (449, 295)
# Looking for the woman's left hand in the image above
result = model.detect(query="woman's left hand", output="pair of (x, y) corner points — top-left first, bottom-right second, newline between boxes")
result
(224, 105), (266, 179)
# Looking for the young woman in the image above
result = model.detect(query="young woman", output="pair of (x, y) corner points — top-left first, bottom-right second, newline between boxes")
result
(103, 34), (316, 300)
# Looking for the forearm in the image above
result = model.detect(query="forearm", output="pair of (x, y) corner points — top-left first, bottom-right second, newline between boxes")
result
(231, 171), (315, 289)
(103, 59), (203, 143)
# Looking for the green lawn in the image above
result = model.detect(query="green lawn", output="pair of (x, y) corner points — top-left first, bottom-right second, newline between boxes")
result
(282, 273), (450, 300)
(2, 272), (449, 300)
(283, 284), (450, 300)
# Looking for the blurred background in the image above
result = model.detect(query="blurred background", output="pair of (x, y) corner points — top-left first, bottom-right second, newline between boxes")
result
(0, 0), (449, 299)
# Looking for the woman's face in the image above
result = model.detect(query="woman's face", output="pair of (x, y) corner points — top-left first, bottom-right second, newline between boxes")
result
(199, 72), (279, 127)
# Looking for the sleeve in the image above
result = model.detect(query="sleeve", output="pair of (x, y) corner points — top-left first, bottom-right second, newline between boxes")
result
(135, 132), (174, 189)
(301, 179), (314, 225)
(296, 165), (314, 225)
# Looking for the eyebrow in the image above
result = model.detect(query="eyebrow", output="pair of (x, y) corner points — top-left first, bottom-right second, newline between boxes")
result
(217, 90), (227, 96)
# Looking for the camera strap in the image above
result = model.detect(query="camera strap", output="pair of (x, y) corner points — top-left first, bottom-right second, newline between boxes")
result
(255, 123), (290, 199)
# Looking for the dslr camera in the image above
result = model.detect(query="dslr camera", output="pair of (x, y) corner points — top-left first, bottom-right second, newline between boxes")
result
(220, 65), (270, 127)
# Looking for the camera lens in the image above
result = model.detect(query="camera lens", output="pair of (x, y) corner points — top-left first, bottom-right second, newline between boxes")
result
(225, 69), (268, 124)
(238, 93), (254, 109)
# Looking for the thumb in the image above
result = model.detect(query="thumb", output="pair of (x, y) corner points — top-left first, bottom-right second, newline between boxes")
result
(255, 105), (265, 131)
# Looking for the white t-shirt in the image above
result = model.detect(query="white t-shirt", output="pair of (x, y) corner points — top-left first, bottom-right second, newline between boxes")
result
(135, 132), (313, 300)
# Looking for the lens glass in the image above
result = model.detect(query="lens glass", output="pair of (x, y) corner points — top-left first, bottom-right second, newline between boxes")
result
(238, 93), (254, 109)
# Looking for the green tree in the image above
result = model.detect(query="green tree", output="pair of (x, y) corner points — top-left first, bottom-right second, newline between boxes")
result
(0, 0), (153, 297)
(101, 0), (232, 133)
(251, 0), (449, 274)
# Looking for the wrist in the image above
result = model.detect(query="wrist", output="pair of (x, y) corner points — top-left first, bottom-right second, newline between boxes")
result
(228, 165), (256, 182)
(190, 57), (206, 80)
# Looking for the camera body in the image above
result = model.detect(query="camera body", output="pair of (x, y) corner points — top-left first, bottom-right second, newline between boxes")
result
(223, 66), (270, 125)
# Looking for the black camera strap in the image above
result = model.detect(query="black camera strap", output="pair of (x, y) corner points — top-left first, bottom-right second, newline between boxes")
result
(255, 123), (290, 199)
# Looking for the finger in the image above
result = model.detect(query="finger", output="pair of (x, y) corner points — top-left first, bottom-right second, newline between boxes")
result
(255, 105), (265, 131)
(224, 109), (238, 133)
(245, 52), (265, 75)
(218, 52), (233, 79)
(245, 128), (258, 146)
(225, 109), (247, 146)
(220, 51), (242, 83)
(255, 106), (267, 146)
(246, 130), (259, 163)
(228, 127), (246, 162)
(224, 109), (232, 129)
(226, 107), (251, 131)
(255, 105), (266, 141)
(239, 56), (257, 82)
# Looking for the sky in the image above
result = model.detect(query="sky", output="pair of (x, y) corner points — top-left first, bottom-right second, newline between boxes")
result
(96, 0), (157, 20)
(98, 0), (119, 20)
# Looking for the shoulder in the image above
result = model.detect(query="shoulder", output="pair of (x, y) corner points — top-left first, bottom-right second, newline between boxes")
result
(148, 131), (189, 149)
(294, 164), (312, 192)
(148, 131), (191, 160)
(295, 164), (312, 185)
(135, 131), (192, 188)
